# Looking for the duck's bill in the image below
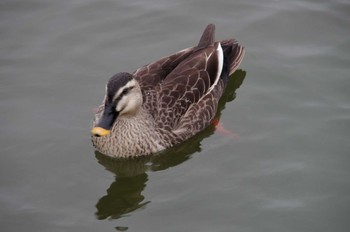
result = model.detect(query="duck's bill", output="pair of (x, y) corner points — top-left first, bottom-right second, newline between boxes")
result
(92, 103), (118, 137)
(91, 127), (111, 137)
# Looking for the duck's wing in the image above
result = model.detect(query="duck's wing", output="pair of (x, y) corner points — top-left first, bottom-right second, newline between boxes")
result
(171, 39), (244, 139)
(156, 24), (245, 139)
(132, 47), (195, 91)
(132, 24), (216, 91)
(172, 76), (225, 140)
(154, 42), (225, 132)
(135, 24), (244, 140)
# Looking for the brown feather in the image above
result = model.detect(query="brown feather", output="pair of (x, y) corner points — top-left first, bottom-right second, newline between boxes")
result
(92, 24), (245, 158)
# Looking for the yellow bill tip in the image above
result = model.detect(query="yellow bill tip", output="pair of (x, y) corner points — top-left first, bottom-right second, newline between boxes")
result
(91, 127), (111, 137)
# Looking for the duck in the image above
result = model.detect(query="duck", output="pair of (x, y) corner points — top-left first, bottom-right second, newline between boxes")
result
(91, 24), (245, 158)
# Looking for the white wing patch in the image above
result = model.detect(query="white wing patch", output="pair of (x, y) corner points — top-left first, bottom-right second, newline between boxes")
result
(207, 42), (223, 93)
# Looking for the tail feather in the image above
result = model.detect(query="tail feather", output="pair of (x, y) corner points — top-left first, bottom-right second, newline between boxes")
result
(221, 39), (245, 76)
(196, 24), (245, 78)
(196, 24), (215, 50)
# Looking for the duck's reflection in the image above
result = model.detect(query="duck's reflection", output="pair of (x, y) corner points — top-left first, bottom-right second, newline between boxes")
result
(94, 70), (246, 221)
(95, 172), (149, 220)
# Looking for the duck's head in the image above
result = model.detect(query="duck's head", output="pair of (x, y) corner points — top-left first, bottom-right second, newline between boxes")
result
(91, 72), (142, 137)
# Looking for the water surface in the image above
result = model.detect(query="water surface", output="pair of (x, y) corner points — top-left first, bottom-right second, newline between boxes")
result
(1, 0), (350, 231)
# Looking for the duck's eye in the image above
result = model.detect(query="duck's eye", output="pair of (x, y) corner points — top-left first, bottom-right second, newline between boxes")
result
(122, 88), (129, 95)
(122, 86), (134, 96)
(112, 86), (134, 103)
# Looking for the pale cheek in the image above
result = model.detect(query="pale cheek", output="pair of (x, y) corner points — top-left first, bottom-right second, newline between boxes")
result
(124, 98), (137, 113)
(121, 97), (141, 115)
(116, 98), (127, 112)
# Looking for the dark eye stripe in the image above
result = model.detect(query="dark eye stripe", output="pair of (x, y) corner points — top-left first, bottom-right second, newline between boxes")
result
(115, 86), (134, 102)
(122, 86), (133, 95)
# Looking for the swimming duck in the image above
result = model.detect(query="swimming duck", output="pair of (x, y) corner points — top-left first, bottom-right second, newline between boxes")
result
(91, 24), (245, 158)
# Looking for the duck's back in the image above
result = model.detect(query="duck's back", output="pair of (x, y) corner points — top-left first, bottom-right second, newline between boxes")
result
(135, 24), (244, 141)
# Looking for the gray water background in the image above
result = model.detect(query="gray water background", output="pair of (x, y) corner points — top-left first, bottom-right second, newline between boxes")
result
(1, 0), (350, 231)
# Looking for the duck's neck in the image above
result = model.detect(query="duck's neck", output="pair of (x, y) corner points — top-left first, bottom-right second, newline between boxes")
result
(92, 109), (167, 158)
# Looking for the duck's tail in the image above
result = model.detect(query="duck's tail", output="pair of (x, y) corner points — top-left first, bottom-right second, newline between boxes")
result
(221, 39), (245, 76)
(196, 24), (245, 84)
(196, 24), (216, 50)
(197, 24), (244, 76)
